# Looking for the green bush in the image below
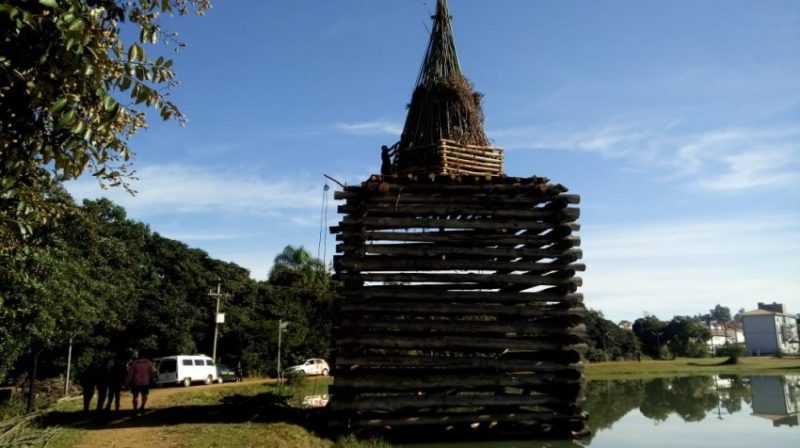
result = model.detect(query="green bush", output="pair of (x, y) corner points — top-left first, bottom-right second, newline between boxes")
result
(716, 343), (746, 360)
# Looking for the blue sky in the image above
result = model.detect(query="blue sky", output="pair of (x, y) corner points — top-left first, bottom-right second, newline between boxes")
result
(68, 1), (800, 323)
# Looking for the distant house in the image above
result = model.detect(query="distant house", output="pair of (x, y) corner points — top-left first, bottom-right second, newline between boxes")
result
(742, 302), (800, 356)
(704, 321), (745, 354)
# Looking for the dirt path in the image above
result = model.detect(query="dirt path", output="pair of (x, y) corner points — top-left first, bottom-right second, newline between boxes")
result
(71, 380), (274, 448)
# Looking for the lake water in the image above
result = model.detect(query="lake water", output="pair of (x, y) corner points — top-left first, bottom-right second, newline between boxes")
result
(402, 375), (800, 448)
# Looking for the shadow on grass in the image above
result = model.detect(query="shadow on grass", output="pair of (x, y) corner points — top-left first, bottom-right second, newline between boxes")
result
(687, 357), (738, 367)
(38, 391), (331, 436)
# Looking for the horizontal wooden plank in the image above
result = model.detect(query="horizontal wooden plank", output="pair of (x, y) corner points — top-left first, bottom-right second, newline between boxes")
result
(340, 288), (582, 304)
(329, 394), (567, 412)
(331, 373), (580, 391)
(337, 205), (580, 221)
(334, 272), (582, 288)
(333, 355), (584, 373)
(335, 243), (582, 259)
(339, 302), (586, 318)
(339, 318), (587, 336)
(334, 191), (580, 205)
(335, 334), (587, 352)
(342, 411), (584, 428)
(338, 231), (580, 247)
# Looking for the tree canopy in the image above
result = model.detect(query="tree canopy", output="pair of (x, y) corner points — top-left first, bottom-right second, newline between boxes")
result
(1, 0), (209, 249)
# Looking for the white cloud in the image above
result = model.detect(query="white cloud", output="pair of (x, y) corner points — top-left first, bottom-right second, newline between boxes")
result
(580, 215), (800, 321)
(67, 164), (325, 215)
(493, 123), (800, 194)
(335, 119), (403, 136)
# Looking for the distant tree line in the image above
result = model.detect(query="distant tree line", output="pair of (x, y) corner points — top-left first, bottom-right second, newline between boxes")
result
(584, 309), (719, 362)
(0, 187), (332, 384)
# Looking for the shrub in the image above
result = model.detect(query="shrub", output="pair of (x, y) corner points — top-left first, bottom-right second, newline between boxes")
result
(716, 343), (746, 362)
(284, 371), (307, 389)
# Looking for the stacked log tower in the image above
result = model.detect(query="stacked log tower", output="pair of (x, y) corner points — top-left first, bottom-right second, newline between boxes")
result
(329, 0), (588, 439)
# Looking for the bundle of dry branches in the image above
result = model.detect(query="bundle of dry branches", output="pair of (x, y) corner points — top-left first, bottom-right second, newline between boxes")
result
(397, 0), (490, 166)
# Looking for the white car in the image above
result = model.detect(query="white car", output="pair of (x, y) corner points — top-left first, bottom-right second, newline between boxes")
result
(285, 358), (330, 376)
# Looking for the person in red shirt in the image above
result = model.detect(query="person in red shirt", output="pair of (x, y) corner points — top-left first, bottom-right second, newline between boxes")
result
(126, 357), (155, 414)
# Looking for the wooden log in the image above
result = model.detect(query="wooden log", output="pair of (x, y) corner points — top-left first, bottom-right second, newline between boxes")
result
(331, 373), (580, 391)
(333, 355), (584, 373)
(341, 289), (582, 306)
(337, 231), (581, 247)
(335, 258), (584, 275)
(339, 302), (585, 318)
(337, 204), (580, 221)
(342, 411), (583, 428)
(335, 242), (582, 259)
(337, 216), (579, 231)
(334, 334), (587, 352)
(333, 191), (580, 205)
(330, 394), (568, 412)
(334, 272), (582, 288)
(339, 318), (587, 336)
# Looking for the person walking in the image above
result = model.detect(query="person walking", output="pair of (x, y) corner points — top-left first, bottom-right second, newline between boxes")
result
(94, 361), (109, 412)
(78, 364), (97, 413)
(105, 358), (127, 411)
(126, 357), (155, 414)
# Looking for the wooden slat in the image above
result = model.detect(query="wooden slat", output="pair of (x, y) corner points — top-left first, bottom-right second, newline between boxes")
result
(330, 394), (567, 412)
(339, 302), (585, 318)
(335, 334), (587, 352)
(334, 355), (583, 373)
(339, 318), (587, 336)
(340, 289), (582, 304)
(331, 373), (580, 390)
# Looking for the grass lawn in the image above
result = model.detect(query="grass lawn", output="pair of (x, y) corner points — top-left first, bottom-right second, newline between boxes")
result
(584, 356), (800, 380)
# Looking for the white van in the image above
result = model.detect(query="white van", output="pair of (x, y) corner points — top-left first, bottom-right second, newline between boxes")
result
(154, 355), (219, 387)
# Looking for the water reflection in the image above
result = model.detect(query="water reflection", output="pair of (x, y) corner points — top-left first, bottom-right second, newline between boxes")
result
(403, 374), (800, 447)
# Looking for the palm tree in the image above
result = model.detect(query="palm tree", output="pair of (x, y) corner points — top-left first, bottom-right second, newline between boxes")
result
(268, 245), (327, 290)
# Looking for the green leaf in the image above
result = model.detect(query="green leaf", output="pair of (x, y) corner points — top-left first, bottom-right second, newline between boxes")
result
(50, 97), (69, 114)
(103, 95), (116, 111)
(68, 18), (84, 32)
(128, 44), (138, 62)
(38, 0), (58, 8)
(58, 109), (76, 128)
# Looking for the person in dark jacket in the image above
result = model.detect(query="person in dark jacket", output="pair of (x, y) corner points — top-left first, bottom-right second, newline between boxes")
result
(105, 359), (127, 411)
(78, 365), (97, 413)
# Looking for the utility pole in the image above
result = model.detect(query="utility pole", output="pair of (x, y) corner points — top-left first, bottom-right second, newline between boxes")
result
(277, 320), (289, 384)
(64, 336), (73, 397)
(208, 281), (228, 363)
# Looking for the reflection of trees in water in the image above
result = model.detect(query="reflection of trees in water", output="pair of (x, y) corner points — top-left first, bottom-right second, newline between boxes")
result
(719, 375), (751, 414)
(584, 375), (753, 435)
(582, 379), (644, 438)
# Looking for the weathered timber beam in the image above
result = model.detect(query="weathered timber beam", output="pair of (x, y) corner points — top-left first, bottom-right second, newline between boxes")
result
(339, 318), (587, 336)
(335, 334), (587, 352)
(338, 302), (586, 318)
(335, 259), (584, 274)
(337, 217), (579, 231)
(333, 355), (583, 373)
(337, 205), (580, 221)
(334, 272), (582, 287)
(342, 411), (583, 428)
(350, 183), (568, 196)
(340, 289), (582, 305)
(333, 191), (580, 205)
(337, 231), (580, 246)
(335, 243), (582, 258)
(331, 373), (580, 391)
(330, 394), (567, 412)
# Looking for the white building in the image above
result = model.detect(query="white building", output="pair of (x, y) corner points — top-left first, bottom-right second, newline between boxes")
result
(704, 321), (745, 354)
(741, 303), (799, 356)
